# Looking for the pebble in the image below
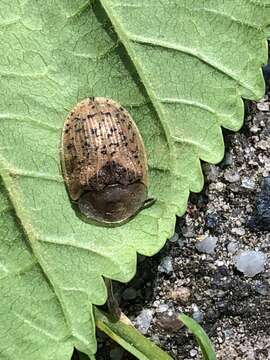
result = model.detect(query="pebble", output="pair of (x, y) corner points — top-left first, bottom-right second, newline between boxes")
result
(209, 182), (225, 191)
(177, 237), (186, 248)
(190, 349), (198, 357)
(250, 176), (270, 231)
(156, 311), (183, 332)
(135, 309), (153, 334)
(235, 250), (266, 277)
(250, 124), (260, 133)
(227, 242), (239, 254)
(110, 347), (124, 360)
(222, 152), (234, 166)
(205, 164), (220, 181)
(241, 177), (256, 190)
(158, 256), (173, 274)
(231, 227), (246, 236)
(195, 235), (217, 254)
(255, 282), (269, 295)
(122, 288), (137, 301)
(169, 232), (179, 243)
(258, 140), (269, 150)
(206, 213), (220, 229)
(156, 303), (169, 313)
(170, 287), (191, 303)
(224, 169), (240, 183)
(181, 225), (195, 238)
(192, 310), (204, 324)
(257, 102), (269, 111)
(223, 328), (234, 338)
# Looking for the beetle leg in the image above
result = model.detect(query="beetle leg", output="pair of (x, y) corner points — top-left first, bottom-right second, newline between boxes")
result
(142, 197), (156, 209)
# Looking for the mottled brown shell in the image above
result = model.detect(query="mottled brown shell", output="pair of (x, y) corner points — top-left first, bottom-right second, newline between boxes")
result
(61, 97), (149, 223)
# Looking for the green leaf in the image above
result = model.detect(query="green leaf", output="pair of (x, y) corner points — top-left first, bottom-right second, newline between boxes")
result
(179, 314), (216, 360)
(0, 0), (269, 356)
(95, 308), (172, 360)
(0, 179), (73, 360)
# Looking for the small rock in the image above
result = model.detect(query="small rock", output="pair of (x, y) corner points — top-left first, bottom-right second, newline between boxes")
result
(192, 310), (204, 324)
(257, 140), (269, 150)
(156, 303), (169, 313)
(206, 309), (219, 322)
(158, 256), (173, 274)
(190, 349), (198, 357)
(206, 213), (220, 229)
(235, 250), (266, 277)
(205, 164), (220, 182)
(257, 102), (269, 111)
(209, 182), (225, 191)
(196, 235), (217, 254)
(170, 287), (191, 303)
(156, 311), (183, 332)
(110, 347), (124, 360)
(169, 232), (179, 243)
(177, 237), (186, 248)
(241, 177), (256, 190)
(222, 152), (234, 166)
(122, 288), (137, 301)
(231, 227), (246, 236)
(223, 328), (234, 338)
(224, 169), (240, 183)
(135, 309), (153, 334)
(227, 242), (239, 254)
(250, 176), (270, 230)
(181, 225), (195, 238)
(255, 282), (269, 295)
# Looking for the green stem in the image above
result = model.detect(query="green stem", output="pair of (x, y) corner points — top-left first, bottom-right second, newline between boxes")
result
(94, 307), (173, 360)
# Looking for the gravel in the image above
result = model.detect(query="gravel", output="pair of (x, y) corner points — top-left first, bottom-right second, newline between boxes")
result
(94, 60), (270, 360)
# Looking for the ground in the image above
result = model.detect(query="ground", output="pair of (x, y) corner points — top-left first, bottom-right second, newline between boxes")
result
(82, 88), (270, 359)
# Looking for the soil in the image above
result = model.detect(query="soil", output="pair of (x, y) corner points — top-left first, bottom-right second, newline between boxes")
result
(75, 72), (270, 360)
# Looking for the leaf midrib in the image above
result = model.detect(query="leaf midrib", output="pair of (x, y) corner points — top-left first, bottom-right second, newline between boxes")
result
(99, 0), (177, 178)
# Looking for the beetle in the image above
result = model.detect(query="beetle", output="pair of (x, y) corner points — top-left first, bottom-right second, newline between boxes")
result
(60, 97), (154, 224)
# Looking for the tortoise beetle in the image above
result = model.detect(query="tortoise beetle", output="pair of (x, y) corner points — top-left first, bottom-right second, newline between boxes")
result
(60, 97), (154, 224)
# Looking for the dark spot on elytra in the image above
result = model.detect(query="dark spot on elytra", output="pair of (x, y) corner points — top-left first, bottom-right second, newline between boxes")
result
(101, 111), (111, 116)
(87, 113), (97, 118)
